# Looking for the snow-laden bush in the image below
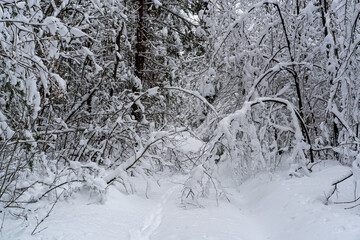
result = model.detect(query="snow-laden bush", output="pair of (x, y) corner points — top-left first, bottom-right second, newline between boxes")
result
(182, 97), (313, 205)
(214, 98), (310, 179)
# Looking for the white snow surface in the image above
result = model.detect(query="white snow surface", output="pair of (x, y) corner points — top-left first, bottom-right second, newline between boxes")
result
(2, 161), (360, 240)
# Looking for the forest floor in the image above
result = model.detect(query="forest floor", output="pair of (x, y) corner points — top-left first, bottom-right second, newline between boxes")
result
(2, 161), (360, 240)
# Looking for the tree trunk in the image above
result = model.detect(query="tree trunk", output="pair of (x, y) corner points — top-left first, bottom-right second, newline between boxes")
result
(135, 0), (146, 89)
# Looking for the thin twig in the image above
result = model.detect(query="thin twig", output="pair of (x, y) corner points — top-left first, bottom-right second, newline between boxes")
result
(31, 190), (64, 235)
(0, 212), (5, 233)
(334, 196), (360, 204)
(345, 202), (360, 210)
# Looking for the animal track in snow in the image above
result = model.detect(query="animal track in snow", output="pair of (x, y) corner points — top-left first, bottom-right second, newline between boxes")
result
(129, 186), (178, 240)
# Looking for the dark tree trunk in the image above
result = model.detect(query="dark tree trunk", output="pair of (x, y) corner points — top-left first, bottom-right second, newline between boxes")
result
(296, 0), (299, 15)
(320, 0), (328, 36)
(132, 0), (147, 121)
(135, 0), (146, 89)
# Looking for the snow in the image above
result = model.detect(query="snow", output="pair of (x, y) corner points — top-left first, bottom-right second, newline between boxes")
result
(352, 154), (360, 181)
(176, 132), (203, 153)
(2, 161), (360, 240)
(27, 0), (35, 8)
(233, 162), (360, 240)
(51, 73), (66, 91)
(153, 0), (162, 8)
(82, 47), (94, 56)
(43, 17), (59, 35)
(146, 87), (159, 96)
(0, 111), (14, 138)
(70, 27), (87, 37)
(16, 2), (26, 9)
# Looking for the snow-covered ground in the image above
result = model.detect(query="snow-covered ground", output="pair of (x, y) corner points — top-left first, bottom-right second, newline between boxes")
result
(2, 161), (360, 240)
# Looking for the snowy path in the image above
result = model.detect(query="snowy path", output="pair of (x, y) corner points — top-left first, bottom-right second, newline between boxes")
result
(130, 184), (266, 240)
(2, 161), (360, 240)
(150, 195), (266, 240)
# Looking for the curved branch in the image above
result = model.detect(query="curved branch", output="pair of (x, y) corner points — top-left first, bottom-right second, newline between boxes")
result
(250, 97), (314, 163)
